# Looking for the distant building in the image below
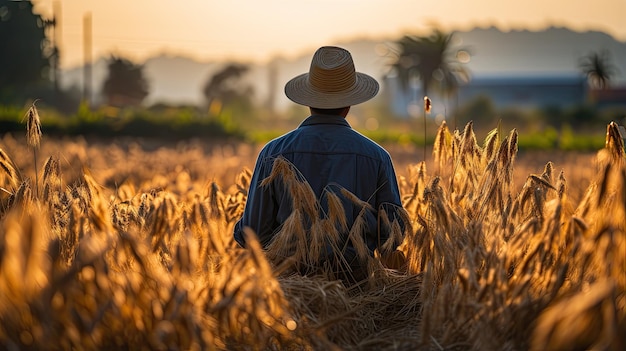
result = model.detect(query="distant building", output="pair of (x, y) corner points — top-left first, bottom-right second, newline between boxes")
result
(384, 75), (589, 117)
(588, 87), (626, 108)
(457, 75), (587, 109)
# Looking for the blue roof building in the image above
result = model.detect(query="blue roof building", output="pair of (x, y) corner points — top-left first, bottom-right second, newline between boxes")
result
(384, 74), (589, 117)
(457, 75), (587, 109)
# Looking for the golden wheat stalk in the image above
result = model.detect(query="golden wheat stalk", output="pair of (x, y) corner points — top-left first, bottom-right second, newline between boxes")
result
(23, 102), (42, 199)
(0, 148), (20, 192)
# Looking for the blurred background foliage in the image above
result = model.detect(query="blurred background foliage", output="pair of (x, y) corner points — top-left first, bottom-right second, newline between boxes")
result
(0, 0), (623, 150)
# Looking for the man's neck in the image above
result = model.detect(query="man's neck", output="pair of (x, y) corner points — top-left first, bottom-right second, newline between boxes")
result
(309, 106), (350, 117)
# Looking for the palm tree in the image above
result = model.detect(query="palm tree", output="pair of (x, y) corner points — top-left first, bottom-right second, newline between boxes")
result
(389, 29), (470, 131)
(579, 50), (618, 90)
(390, 29), (469, 99)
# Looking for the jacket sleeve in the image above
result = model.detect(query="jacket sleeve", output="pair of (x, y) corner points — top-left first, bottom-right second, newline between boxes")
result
(233, 151), (279, 247)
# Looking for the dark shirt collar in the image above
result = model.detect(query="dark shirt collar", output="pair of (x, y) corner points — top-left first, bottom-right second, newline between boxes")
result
(299, 114), (352, 128)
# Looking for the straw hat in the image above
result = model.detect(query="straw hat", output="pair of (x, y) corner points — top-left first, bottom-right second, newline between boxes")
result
(284, 46), (379, 109)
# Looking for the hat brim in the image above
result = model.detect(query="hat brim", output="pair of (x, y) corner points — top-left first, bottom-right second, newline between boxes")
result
(284, 72), (379, 109)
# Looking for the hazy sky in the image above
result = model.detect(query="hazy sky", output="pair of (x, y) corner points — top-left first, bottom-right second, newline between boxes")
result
(33, 0), (626, 69)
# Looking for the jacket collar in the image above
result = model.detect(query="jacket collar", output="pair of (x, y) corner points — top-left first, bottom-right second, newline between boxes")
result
(299, 114), (351, 128)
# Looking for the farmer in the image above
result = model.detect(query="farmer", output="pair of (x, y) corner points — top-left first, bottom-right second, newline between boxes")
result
(233, 46), (406, 282)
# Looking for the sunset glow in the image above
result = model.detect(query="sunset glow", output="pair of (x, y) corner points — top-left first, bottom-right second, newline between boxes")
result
(31, 0), (626, 69)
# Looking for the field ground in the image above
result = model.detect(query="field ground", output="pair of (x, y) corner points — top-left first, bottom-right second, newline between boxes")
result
(0, 122), (623, 350)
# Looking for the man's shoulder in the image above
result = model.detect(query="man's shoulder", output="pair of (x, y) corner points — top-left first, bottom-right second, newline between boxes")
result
(259, 125), (391, 162)
(257, 130), (299, 160)
(350, 130), (392, 158)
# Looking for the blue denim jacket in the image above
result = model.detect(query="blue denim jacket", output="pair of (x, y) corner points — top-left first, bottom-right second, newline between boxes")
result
(233, 114), (404, 254)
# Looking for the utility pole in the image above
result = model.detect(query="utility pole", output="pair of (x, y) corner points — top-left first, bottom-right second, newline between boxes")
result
(83, 12), (92, 104)
(51, 1), (61, 94)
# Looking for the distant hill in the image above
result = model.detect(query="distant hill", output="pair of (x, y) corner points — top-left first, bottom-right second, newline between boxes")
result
(454, 26), (626, 78)
(60, 26), (626, 108)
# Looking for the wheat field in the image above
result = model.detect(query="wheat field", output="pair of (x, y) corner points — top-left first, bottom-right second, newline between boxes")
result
(0, 115), (624, 350)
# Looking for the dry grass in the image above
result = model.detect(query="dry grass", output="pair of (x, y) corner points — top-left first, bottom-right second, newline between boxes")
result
(0, 120), (623, 350)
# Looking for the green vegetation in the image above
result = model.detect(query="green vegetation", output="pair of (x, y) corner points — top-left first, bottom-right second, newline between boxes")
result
(0, 103), (245, 141)
(514, 126), (603, 151)
(0, 102), (619, 151)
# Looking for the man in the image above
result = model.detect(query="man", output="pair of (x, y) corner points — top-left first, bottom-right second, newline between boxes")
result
(233, 46), (405, 281)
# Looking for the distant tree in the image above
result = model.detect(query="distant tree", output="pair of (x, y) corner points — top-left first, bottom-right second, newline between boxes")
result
(0, 0), (53, 104)
(202, 63), (251, 111)
(102, 56), (149, 107)
(390, 29), (469, 99)
(579, 50), (618, 90)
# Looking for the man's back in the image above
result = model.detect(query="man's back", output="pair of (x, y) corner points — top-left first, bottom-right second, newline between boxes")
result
(263, 114), (395, 202)
(233, 114), (402, 252)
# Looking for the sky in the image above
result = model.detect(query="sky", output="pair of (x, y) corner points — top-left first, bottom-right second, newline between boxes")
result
(32, 0), (626, 69)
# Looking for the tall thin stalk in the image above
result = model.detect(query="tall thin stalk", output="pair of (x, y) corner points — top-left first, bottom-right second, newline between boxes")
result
(24, 101), (42, 199)
(423, 96), (431, 162)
